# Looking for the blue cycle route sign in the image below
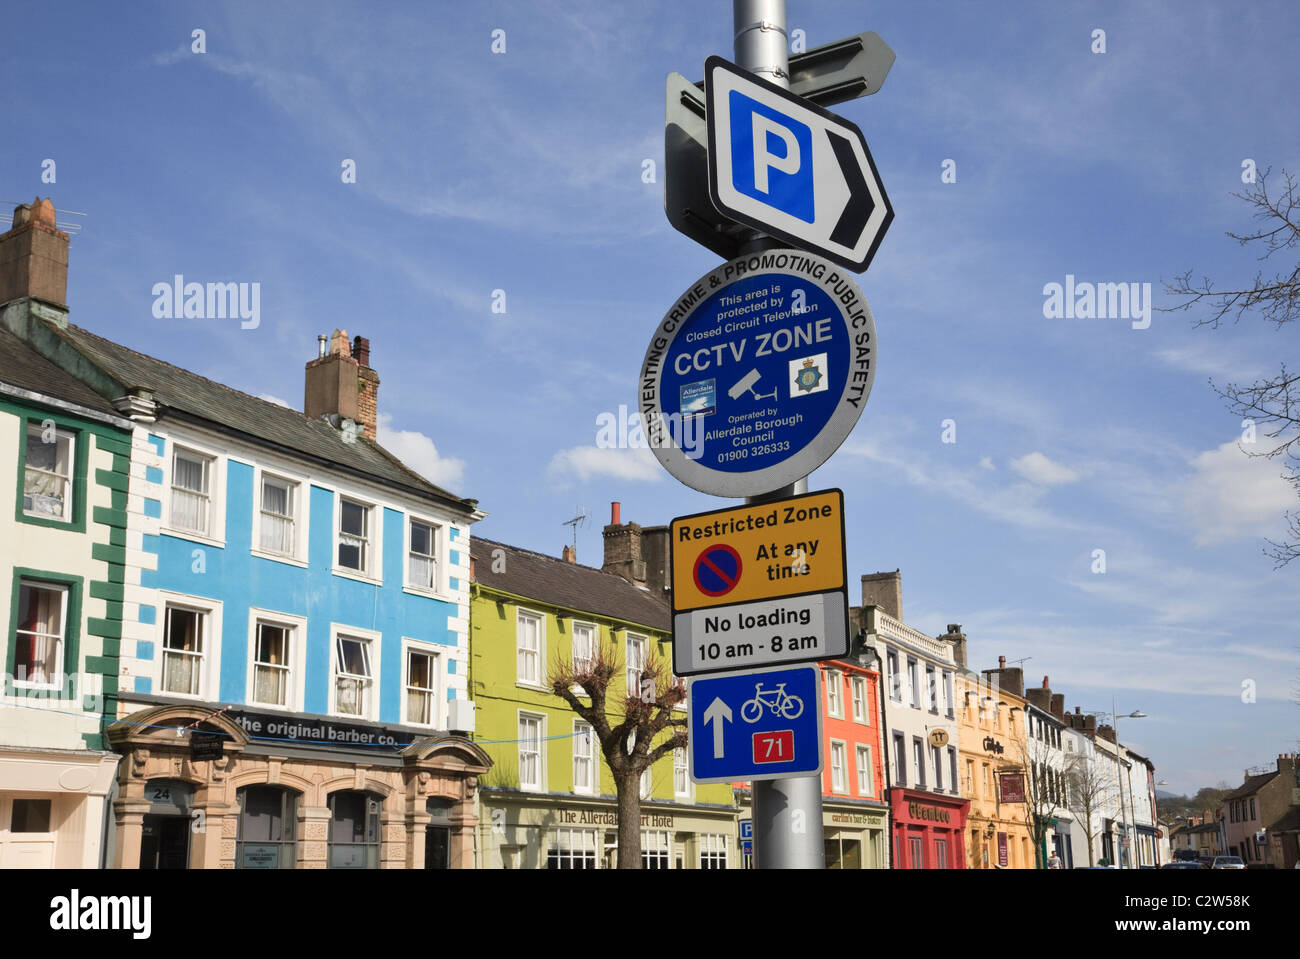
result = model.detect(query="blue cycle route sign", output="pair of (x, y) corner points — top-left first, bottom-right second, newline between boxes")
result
(639, 249), (876, 497)
(688, 664), (823, 784)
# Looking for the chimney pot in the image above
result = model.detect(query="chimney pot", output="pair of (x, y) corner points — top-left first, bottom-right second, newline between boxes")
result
(999, 655), (1006, 668)
(1043, 676), (1050, 688)
(611, 501), (621, 526)
(317, 334), (327, 358)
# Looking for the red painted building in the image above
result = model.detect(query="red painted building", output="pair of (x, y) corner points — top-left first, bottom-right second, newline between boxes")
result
(818, 661), (889, 868)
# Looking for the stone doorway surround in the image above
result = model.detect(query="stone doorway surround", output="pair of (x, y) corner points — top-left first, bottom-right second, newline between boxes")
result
(107, 704), (491, 869)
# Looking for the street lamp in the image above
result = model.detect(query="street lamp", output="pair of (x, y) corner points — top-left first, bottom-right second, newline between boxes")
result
(1084, 701), (1148, 869)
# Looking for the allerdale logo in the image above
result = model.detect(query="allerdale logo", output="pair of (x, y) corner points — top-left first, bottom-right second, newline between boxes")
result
(49, 889), (151, 939)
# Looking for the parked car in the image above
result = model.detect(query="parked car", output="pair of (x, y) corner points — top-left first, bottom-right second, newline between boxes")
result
(1161, 861), (1207, 869)
(1211, 856), (1246, 869)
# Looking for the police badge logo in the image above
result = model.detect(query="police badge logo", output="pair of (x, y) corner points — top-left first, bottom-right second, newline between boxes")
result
(795, 357), (822, 393)
(789, 353), (829, 397)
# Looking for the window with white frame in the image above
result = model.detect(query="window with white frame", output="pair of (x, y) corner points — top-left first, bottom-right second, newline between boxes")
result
(572, 720), (595, 794)
(830, 740), (848, 793)
(948, 747), (958, 794)
(700, 833), (728, 869)
(572, 622), (596, 674)
(407, 518), (439, 591)
(162, 604), (206, 696)
(926, 663), (938, 712)
(674, 747), (689, 797)
(22, 423), (74, 521)
(171, 447), (213, 535)
(626, 633), (646, 698)
(546, 827), (596, 869)
(333, 634), (374, 717)
(641, 830), (671, 869)
(11, 581), (67, 688)
(826, 669), (842, 716)
(931, 744), (943, 791)
(404, 644), (440, 726)
(912, 737), (925, 788)
(252, 621), (292, 707)
(258, 475), (297, 556)
(943, 670), (955, 718)
(517, 610), (542, 686)
(336, 498), (372, 574)
(518, 713), (544, 791)
(908, 658), (920, 708)
(857, 745), (873, 796)
(887, 649), (901, 701)
(851, 676), (866, 722)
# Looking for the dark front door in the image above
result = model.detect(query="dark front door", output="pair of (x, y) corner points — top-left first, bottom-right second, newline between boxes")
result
(425, 826), (450, 869)
(141, 815), (189, 869)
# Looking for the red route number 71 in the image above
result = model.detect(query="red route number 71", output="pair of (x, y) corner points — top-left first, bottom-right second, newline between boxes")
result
(752, 729), (795, 764)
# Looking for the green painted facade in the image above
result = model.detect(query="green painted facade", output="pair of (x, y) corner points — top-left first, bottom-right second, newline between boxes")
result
(1, 395), (132, 750)
(469, 582), (731, 807)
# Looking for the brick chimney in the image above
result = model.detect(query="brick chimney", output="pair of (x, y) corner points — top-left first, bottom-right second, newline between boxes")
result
(1025, 675), (1053, 713)
(982, 655), (1024, 698)
(941, 623), (967, 667)
(304, 329), (379, 439)
(860, 571), (902, 621)
(561, 545), (577, 564)
(352, 335), (379, 441)
(601, 501), (670, 597)
(0, 198), (69, 307)
(1049, 693), (1065, 720)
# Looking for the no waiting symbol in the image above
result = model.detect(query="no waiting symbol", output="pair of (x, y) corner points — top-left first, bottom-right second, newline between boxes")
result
(694, 544), (742, 597)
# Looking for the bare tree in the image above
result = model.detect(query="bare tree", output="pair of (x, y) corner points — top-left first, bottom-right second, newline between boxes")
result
(1164, 167), (1300, 566)
(550, 642), (686, 869)
(1014, 731), (1067, 869)
(1064, 749), (1115, 867)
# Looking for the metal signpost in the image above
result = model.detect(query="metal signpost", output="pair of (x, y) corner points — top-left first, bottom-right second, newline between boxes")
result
(652, 0), (895, 869)
(688, 665), (824, 783)
(670, 489), (849, 675)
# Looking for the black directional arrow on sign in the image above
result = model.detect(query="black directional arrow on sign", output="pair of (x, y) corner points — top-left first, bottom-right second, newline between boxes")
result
(826, 130), (874, 249)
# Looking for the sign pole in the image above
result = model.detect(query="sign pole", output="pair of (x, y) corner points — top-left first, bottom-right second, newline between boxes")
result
(733, 0), (825, 869)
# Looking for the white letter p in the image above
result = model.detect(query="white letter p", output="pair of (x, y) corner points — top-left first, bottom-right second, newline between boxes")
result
(752, 114), (800, 194)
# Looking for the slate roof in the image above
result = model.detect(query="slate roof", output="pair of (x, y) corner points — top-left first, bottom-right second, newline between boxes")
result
(1224, 771), (1279, 801)
(41, 320), (478, 516)
(0, 327), (122, 417)
(470, 537), (670, 632)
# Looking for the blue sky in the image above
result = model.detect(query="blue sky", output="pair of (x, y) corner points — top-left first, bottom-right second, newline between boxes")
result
(4, 0), (1298, 794)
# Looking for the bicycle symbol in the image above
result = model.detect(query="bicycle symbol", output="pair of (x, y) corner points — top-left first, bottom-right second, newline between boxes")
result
(740, 682), (804, 724)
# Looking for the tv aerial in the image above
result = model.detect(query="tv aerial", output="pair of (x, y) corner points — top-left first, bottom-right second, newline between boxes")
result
(562, 506), (589, 551)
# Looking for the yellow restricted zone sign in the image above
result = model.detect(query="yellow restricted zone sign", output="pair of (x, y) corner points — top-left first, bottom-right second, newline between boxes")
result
(670, 489), (849, 675)
(672, 489), (846, 610)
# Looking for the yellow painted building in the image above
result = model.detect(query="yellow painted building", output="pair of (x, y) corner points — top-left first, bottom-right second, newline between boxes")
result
(955, 660), (1036, 868)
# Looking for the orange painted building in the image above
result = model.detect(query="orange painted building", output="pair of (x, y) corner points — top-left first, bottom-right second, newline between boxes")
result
(818, 661), (889, 868)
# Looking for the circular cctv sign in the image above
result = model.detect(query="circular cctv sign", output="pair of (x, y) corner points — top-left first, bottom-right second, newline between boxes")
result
(693, 544), (743, 597)
(639, 249), (876, 496)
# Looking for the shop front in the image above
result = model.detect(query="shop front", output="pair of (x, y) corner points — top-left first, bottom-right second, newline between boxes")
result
(479, 789), (739, 869)
(889, 789), (968, 869)
(823, 803), (889, 868)
(0, 745), (119, 868)
(106, 702), (490, 868)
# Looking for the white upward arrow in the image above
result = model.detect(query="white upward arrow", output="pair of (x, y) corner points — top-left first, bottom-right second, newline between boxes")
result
(702, 697), (733, 759)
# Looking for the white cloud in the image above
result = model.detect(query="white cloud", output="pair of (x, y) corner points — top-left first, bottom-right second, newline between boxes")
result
(1154, 342), (1265, 381)
(1182, 441), (1294, 545)
(376, 412), (466, 489)
(978, 456), (996, 471)
(1010, 451), (1080, 486)
(546, 445), (662, 485)
(257, 393), (291, 408)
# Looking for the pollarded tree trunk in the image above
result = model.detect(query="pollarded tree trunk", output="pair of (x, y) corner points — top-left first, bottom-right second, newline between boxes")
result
(615, 769), (641, 869)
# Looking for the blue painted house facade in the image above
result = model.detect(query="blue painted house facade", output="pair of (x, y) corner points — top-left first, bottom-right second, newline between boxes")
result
(1, 204), (491, 869)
